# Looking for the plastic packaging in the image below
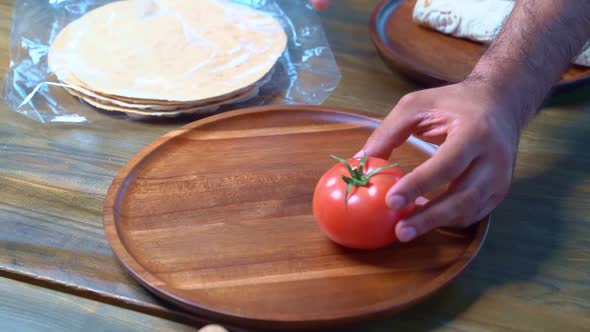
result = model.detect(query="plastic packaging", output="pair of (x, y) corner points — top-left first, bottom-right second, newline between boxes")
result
(2, 0), (341, 124)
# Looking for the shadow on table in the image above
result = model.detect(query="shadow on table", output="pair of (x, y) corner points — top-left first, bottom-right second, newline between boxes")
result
(331, 92), (590, 332)
(546, 84), (590, 107)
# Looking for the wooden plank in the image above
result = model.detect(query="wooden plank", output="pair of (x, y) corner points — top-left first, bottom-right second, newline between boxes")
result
(0, 277), (205, 332)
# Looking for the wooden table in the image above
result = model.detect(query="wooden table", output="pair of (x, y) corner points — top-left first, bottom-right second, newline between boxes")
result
(1, 0), (589, 331)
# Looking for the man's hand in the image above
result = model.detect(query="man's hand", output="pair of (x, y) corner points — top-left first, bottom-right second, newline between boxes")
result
(359, 0), (590, 242)
(357, 81), (520, 242)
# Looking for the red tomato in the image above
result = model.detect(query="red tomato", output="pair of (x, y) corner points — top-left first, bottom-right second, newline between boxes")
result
(310, 0), (330, 11)
(313, 156), (415, 249)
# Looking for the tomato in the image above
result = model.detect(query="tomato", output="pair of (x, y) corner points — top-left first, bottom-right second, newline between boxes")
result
(310, 0), (330, 11)
(313, 155), (415, 249)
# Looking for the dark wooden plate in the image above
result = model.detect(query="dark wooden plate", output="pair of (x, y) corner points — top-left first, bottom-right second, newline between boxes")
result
(103, 106), (489, 331)
(370, 0), (590, 93)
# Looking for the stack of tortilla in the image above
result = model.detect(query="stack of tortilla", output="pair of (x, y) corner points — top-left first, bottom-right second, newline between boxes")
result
(48, 0), (287, 117)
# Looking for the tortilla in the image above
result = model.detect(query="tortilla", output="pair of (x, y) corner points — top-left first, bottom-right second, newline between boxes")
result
(66, 85), (260, 116)
(49, 0), (287, 102)
(62, 68), (273, 110)
(412, 0), (514, 42)
(62, 66), (274, 106)
(64, 84), (258, 111)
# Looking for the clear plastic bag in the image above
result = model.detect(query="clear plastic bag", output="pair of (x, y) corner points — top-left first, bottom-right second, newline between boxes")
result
(2, 0), (341, 124)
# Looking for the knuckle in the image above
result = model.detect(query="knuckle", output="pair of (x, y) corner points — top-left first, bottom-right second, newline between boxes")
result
(408, 174), (428, 198)
(476, 113), (496, 137)
(474, 111), (499, 135)
(455, 215), (474, 228)
(473, 116), (516, 168)
(471, 114), (508, 151)
(436, 146), (473, 178)
(398, 93), (417, 108)
(438, 160), (462, 178)
(462, 188), (482, 207)
(366, 128), (383, 145)
(433, 204), (458, 228)
(418, 213), (439, 232)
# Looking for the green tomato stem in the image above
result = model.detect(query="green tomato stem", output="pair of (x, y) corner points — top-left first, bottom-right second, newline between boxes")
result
(330, 154), (399, 206)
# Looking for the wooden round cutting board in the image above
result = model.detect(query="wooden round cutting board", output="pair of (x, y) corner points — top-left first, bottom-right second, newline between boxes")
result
(103, 106), (489, 330)
(370, 0), (590, 92)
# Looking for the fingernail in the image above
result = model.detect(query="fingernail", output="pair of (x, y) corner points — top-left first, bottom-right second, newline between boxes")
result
(415, 196), (429, 206)
(387, 195), (406, 210)
(397, 225), (416, 242)
(353, 150), (365, 158)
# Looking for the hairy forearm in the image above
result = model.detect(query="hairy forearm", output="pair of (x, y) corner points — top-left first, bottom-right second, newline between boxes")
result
(468, 0), (590, 130)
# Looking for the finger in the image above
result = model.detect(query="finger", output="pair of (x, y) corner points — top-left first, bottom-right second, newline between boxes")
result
(412, 126), (448, 146)
(385, 133), (478, 211)
(395, 160), (489, 242)
(310, 0), (331, 11)
(355, 106), (423, 160)
(452, 156), (507, 222)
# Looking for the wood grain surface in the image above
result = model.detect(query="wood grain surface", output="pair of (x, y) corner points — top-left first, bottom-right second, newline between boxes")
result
(1, 0), (590, 331)
(0, 276), (196, 332)
(103, 107), (488, 330)
(370, 0), (590, 91)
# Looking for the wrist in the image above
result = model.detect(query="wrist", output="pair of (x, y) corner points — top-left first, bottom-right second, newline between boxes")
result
(464, 63), (539, 133)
